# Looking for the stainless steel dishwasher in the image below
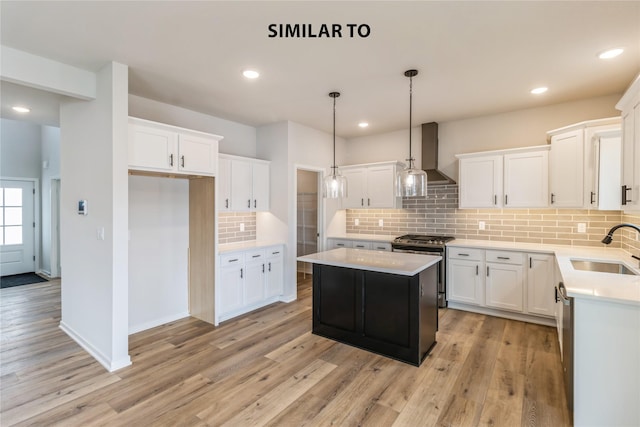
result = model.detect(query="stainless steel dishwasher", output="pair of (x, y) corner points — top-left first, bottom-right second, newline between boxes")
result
(556, 281), (573, 416)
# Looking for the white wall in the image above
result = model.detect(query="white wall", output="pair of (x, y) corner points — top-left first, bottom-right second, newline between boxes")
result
(59, 62), (130, 372)
(129, 94), (257, 157)
(344, 94), (621, 181)
(128, 175), (189, 334)
(0, 118), (42, 179)
(40, 125), (60, 275)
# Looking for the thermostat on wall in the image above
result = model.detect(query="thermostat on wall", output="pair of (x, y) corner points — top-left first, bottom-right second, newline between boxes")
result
(78, 200), (88, 215)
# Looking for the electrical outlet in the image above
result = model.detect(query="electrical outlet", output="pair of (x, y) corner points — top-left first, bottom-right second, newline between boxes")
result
(240, 223), (245, 232)
(577, 223), (586, 233)
(479, 221), (486, 230)
(355, 218), (359, 226)
(378, 219), (384, 227)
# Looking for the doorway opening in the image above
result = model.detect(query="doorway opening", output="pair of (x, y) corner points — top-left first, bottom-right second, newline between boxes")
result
(296, 168), (321, 282)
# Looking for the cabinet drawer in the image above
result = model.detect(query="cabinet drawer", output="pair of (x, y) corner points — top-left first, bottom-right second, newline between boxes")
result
(220, 253), (244, 267)
(448, 248), (483, 261)
(330, 239), (353, 249)
(372, 242), (392, 251)
(245, 249), (266, 263)
(352, 241), (372, 250)
(266, 246), (283, 258)
(486, 250), (523, 265)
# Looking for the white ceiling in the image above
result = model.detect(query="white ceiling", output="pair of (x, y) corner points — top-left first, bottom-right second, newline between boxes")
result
(1, 1), (638, 137)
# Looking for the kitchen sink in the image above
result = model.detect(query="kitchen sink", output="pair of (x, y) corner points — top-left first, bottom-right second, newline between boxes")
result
(570, 259), (637, 275)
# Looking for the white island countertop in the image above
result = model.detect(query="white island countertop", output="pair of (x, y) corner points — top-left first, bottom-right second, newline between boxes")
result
(297, 248), (441, 276)
(448, 239), (640, 306)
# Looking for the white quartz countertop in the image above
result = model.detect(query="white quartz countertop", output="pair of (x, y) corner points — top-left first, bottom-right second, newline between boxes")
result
(297, 248), (441, 276)
(447, 239), (640, 306)
(218, 240), (285, 254)
(327, 233), (396, 243)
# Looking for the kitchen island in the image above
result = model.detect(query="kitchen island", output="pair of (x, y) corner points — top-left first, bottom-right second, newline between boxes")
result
(297, 248), (441, 366)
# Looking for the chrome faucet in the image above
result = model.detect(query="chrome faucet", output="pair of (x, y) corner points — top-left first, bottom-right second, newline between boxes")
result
(601, 223), (640, 244)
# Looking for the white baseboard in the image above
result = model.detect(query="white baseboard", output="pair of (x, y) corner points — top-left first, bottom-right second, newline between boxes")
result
(279, 294), (296, 303)
(128, 311), (190, 335)
(447, 302), (555, 327)
(59, 321), (132, 372)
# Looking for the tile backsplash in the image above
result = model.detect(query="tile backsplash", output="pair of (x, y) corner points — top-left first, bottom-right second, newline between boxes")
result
(345, 185), (640, 250)
(219, 212), (256, 244)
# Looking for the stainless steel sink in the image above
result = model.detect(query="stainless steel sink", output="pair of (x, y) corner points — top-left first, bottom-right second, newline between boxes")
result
(570, 259), (637, 275)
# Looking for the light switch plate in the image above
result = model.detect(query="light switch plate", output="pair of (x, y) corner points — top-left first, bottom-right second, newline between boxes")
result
(240, 223), (245, 232)
(577, 223), (586, 233)
(479, 221), (486, 230)
(378, 219), (384, 227)
(355, 218), (359, 226)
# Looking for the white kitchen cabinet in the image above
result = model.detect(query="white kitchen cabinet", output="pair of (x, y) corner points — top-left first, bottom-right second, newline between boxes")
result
(456, 146), (549, 209)
(340, 162), (403, 209)
(217, 245), (284, 322)
(128, 117), (222, 176)
(265, 247), (284, 298)
(547, 118), (621, 209)
(503, 150), (548, 208)
(447, 248), (484, 306)
(526, 253), (555, 317)
(218, 157), (232, 211)
(485, 251), (524, 312)
(458, 155), (502, 208)
(549, 129), (584, 207)
(219, 154), (271, 212)
(616, 73), (640, 212)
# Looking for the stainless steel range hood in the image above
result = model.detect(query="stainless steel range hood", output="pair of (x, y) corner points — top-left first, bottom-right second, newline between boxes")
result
(421, 122), (455, 185)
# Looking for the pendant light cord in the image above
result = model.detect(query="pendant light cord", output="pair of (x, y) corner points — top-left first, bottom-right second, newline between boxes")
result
(333, 94), (336, 171)
(409, 73), (412, 162)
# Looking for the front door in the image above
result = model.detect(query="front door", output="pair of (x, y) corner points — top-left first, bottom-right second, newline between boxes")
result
(0, 180), (36, 276)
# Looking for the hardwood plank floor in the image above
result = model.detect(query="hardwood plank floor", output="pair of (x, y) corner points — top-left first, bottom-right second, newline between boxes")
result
(1, 276), (570, 426)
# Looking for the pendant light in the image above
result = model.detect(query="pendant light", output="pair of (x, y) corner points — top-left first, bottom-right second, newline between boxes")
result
(397, 69), (427, 197)
(323, 92), (348, 198)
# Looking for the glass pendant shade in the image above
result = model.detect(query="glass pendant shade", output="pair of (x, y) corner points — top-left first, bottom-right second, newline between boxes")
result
(324, 91), (347, 199)
(397, 159), (427, 197)
(323, 167), (348, 198)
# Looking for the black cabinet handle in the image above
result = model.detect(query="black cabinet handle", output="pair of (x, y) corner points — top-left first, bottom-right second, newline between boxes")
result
(272, 251), (280, 255)
(505, 194), (508, 205)
(622, 185), (632, 205)
(252, 254), (261, 258)
(180, 155), (185, 168)
(555, 286), (559, 303)
(268, 262), (272, 272)
(361, 198), (364, 206)
(368, 198), (370, 206)
(169, 154), (174, 166)
(225, 199), (229, 208)
(476, 265), (479, 275)
(254, 200), (257, 208)
(550, 193), (555, 204)
(262, 264), (265, 273)
(240, 268), (243, 279)
(497, 256), (510, 260)
(590, 191), (596, 204)
(458, 253), (469, 257)
(486, 266), (490, 277)
(248, 199), (251, 208)
(494, 195), (497, 205)
(529, 257), (532, 268)
(229, 258), (238, 262)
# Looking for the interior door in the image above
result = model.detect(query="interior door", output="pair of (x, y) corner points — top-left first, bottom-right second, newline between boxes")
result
(0, 180), (36, 276)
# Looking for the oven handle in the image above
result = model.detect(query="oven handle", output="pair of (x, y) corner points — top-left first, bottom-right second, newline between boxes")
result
(392, 247), (444, 255)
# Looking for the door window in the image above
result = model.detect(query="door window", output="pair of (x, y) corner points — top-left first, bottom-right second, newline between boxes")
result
(1, 187), (23, 245)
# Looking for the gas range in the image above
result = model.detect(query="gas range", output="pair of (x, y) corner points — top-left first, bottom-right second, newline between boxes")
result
(392, 234), (455, 248)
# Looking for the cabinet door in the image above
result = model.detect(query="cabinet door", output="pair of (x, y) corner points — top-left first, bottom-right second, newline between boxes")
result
(341, 168), (366, 208)
(265, 252), (284, 298)
(503, 150), (548, 208)
(458, 156), (503, 208)
(252, 162), (270, 211)
(621, 102), (640, 211)
(128, 123), (176, 172)
(366, 165), (398, 208)
(218, 158), (232, 211)
(485, 263), (524, 312)
(177, 133), (218, 175)
(527, 253), (555, 317)
(597, 134), (622, 210)
(549, 130), (584, 207)
(230, 160), (253, 211)
(219, 266), (244, 315)
(244, 261), (265, 306)
(448, 259), (484, 305)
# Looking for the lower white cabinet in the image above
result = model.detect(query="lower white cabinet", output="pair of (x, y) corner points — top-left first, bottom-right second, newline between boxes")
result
(218, 245), (284, 322)
(447, 245), (555, 325)
(447, 248), (484, 306)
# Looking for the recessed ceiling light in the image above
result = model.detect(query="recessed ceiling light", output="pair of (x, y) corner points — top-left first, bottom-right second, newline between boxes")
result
(12, 106), (30, 113)
(242, 69), (260, 79)
(530, 87), (548, 95)
(598, 48), (624, 59)
(358, 122), (369, 128)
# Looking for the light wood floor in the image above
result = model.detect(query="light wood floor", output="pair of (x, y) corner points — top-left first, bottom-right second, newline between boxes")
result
(1, 275), (570, 426)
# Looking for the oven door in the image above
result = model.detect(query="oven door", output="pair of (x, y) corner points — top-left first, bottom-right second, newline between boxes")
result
(392, 246), (446, 307)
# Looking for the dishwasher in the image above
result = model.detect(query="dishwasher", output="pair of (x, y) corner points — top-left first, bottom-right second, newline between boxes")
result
(556, 281), (573, 415)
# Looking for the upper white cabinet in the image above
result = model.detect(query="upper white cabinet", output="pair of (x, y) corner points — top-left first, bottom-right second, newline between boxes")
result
(340, 162), (404, 209)
(218, 154), (270, 212)
(547, 118), (621, 209)
(128, 117), (222, 176)
(457, 146), (549, 209)
(616, 74), (640, 212)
